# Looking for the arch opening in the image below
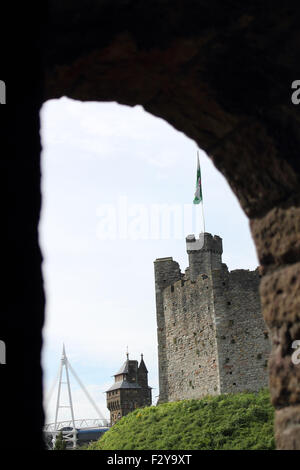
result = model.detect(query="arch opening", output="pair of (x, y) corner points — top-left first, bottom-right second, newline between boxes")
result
(40, 97), (260, 436)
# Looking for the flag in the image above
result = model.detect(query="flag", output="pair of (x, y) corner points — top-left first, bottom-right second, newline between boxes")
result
(193, 153), (202, 204)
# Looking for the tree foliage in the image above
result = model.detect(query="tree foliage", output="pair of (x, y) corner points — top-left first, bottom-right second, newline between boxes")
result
(54, 431), (67, 450)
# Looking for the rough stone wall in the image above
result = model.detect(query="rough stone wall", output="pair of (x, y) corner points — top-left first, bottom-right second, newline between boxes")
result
(213, 268), (271, 394)
(161, 274), (219, 402)
(154, 258), (182, 403)
(155, 234), (271, 403)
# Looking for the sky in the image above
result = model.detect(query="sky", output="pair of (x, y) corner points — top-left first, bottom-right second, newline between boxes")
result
(39, 97), (258, 425)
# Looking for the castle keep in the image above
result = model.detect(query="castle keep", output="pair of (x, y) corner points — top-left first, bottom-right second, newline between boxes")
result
(154, 233), (271, 403)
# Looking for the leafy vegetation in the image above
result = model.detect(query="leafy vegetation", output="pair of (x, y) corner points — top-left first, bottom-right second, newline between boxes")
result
(54, 431), (67, 450)
(88, 389), (275, 450)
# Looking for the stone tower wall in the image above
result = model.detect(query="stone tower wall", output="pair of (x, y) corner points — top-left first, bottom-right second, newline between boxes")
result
(161, 274), (219, 402)
(213, 268), (270, 393)
(154, 257), (182, 403)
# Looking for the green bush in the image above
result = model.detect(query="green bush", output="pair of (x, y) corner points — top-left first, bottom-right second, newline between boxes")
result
(54, 431), (67, 450)
(88, 389), (275, 450)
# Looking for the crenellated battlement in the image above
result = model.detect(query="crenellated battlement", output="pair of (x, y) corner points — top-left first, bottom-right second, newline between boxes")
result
(186, 232), (223, 254)
(186, 232), (223, 281)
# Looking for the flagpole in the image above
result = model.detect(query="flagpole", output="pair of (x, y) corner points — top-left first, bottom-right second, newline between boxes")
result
(201, 199), (205, 234)
(197, 150), (205, 234)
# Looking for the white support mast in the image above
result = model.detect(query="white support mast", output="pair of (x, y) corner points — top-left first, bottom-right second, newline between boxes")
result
(53, 344), (77, 449)
(48, 344), (109, 449)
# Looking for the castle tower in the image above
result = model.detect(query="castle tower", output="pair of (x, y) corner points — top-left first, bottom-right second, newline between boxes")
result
(106, 353), (152, 425)
(153, 257), (182, 403)
(186, 232), (223, 281)
(154, 233), (270, 404)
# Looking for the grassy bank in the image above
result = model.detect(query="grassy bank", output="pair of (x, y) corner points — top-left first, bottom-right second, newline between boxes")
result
(88, 389), (275, 450)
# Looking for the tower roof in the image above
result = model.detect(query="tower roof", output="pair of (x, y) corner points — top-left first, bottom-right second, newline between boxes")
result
(107, 353), (152, 395)
(138, 353), (148, 373)
(106, 381), (142, 392)
(114, 359), (129, 376)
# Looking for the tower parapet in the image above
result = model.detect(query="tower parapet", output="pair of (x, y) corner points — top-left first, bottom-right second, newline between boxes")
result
(186, 232), (223, 281)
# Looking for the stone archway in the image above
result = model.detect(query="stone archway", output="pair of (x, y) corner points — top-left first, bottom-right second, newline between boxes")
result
(44, 2), (300, 449)
(1, 1), (299, 449)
